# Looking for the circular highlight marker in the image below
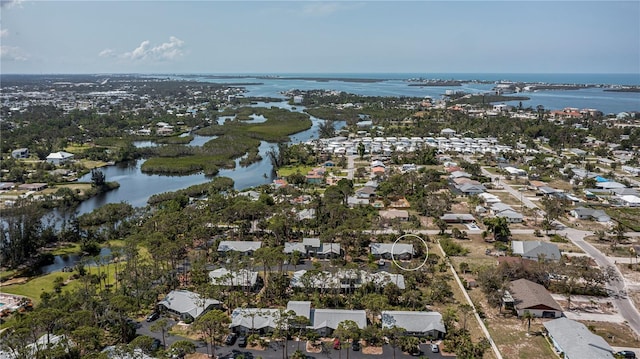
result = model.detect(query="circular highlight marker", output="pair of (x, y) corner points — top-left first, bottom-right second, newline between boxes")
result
(391, 233), (429, 271)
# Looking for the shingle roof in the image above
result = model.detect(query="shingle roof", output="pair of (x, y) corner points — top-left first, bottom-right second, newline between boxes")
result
(508, 279), (562, 312)
(369, 243), (414, 256)
(543, 318), (614, 359)
(511, 241), (561, 261)
(381, 311), (446, 334)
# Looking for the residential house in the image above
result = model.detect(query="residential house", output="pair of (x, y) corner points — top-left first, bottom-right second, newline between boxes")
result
(11, 148), (29, 159)
(217, 241), (262, 255)
(504, 166), (527, 177)
(543, 318), (615, 359)
(491, 203), (523, 223)
(511, 241), (561, 261)
(316, 243), (342, 259)
(381, 311), (446, 339)
(46, 151), (74, 165)
(355, 186), (376, 199)
(369, 243), (414, 260)
(290, 269), (405, 291)
(569, 207), (611, 222)
(284, 242), (308, 257)
(379, 209), (409, 221)
(17, 183), (48, 191)
(440, 213), (476, 223)
(230, 308), (280, 334)
(0, 182), (15, 191)
(457, 183), (486, 196)
(311, 309), (367, 337)
(618, 195), (640, 207)
(503, 279), (562, 318)
(209, 268), (259, 289)
(157, 290), (221, 322)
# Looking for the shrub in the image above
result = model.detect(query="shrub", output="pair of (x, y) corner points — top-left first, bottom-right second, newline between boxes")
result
(440, 238), (469, 256)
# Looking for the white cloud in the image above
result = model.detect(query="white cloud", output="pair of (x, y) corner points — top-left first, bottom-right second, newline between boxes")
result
(98, 48), (115, 57)
(1, 46), (28, 61)
(0, 29), (8, 38)
(120, 36), (184, 61)
(0, 0), (24, 8)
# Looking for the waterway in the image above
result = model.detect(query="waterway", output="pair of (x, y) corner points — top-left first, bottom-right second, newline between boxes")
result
(54, 75), (638, 217)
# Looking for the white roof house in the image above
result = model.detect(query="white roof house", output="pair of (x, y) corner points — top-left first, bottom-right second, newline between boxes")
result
(381, 311), (446, 338)
(543, 318), (614, 359)
(209, 268), (259, 287)
(46, 151), (74, 164)
(217, 241), (262, 254)
(157, 290), (220, 321)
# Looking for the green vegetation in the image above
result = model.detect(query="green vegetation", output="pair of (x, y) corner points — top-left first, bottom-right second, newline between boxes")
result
(440, 238), (470, 256)
(155, 135), (193, 144)
(605, 207), (640, 231)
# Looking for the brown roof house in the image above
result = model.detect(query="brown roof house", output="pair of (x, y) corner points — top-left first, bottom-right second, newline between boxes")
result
(503, 278), (562, 318)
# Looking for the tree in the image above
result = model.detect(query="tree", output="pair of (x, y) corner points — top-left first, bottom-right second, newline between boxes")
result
(483, 217), (511, 241)
(357, 142), (366, 159)
(150, 318), (172, 350)
(193, 309), (230, 358)
(521, 311), (535, 335)
(90, 168), (106, 188)
(334, 320), (361, 359)
(383, 326), (406, 359)
(459, 304), (473, 331)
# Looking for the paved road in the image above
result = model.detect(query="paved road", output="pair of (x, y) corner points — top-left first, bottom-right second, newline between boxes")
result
(346, 155), (356, 180)
(557, 227), (640, 338)
(484, 167), (640, 338)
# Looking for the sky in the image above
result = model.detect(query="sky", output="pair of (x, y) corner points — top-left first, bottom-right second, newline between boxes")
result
(1, 0), (639, 74)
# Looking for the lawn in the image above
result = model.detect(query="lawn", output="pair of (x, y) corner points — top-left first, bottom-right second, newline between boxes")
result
(277, 165), (315, 177)
(0, 271), (75, 305)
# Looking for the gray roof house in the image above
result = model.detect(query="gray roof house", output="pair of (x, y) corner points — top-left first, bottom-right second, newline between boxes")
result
(157, 290), (220, 322)
(230, 308), (280, 334)
(440, 213), (476, 223)
(217, 241), (262, 255)
(543, 318), (615, 359)
(317, 243), (342, 259)
(284, 242), (308, 256)
(369, 243), (414, 260)
(381, 311), (446, 339)
(504, 279), (562, 318)
(209, 268), (259, 288)
(491, 203), (523, 223)
(569, 207), (611, 222)
(457, 183), (486, 195)
(511, 241), (561, 261)
(311, 309), (367, 336)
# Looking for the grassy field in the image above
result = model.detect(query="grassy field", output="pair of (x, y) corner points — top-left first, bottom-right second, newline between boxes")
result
(1, 271), (75, 305)
(579, 321), (640, 347)
(605, 207), (640, 231)
(277, 165), (315, 177)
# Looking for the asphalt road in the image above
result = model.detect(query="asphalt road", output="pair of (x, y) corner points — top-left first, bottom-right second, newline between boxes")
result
(557, 227), (640, 337)
(483, 167), (640, 338)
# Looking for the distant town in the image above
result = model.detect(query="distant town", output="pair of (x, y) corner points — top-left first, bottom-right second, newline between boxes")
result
(0, 74), (639, 359)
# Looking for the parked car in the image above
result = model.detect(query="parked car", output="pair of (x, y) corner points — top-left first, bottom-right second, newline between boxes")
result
(430, 343), (439, 353)
(150, 338), (162, 352)
(225, 332), (238, 345)
(237, 335), (247, 348)
(146, 311), (159, 322)
(333, 338), (341, 350)
(617, 351), (637, 359)
(351, 341), (360, 351)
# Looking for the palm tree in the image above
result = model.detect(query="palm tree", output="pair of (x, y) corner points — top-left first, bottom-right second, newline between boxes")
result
(521, 311), (535, 335)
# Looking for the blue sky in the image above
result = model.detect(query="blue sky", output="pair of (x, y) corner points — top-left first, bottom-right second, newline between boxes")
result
(1, 1), (639, 74)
